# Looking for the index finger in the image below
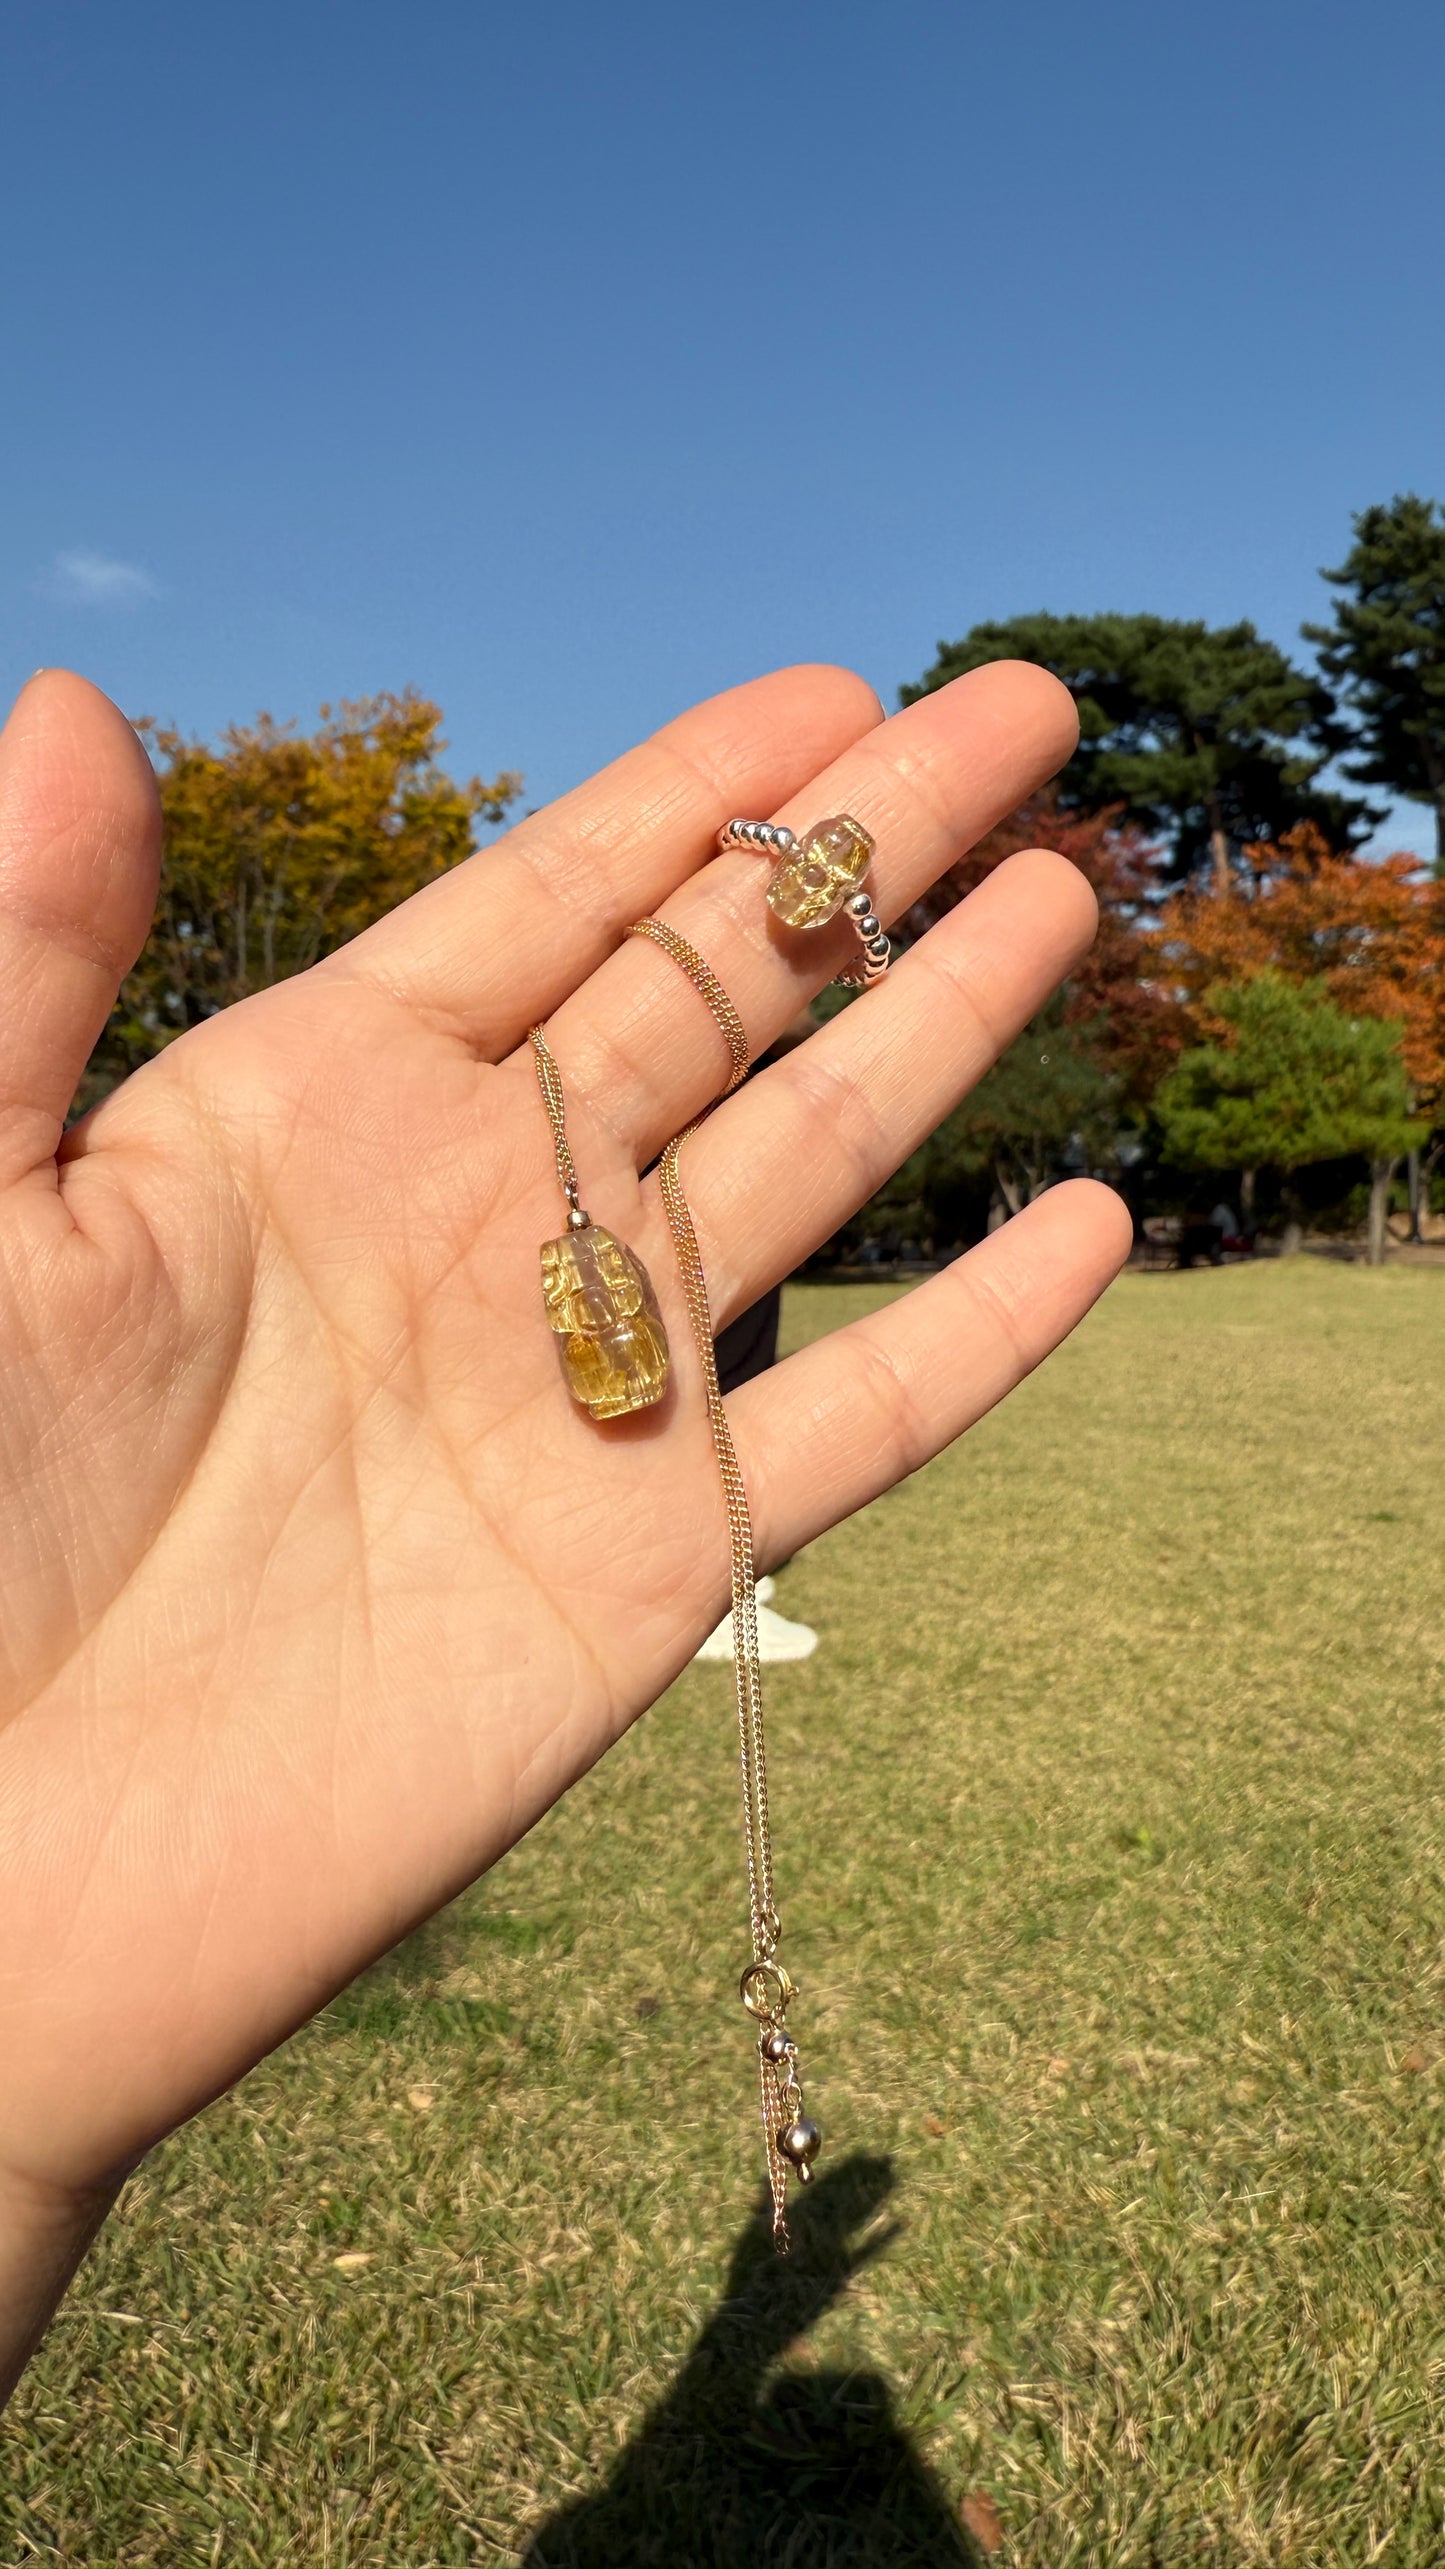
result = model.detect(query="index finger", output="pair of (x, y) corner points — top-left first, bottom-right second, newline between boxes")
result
(331, 663), (882, 1057)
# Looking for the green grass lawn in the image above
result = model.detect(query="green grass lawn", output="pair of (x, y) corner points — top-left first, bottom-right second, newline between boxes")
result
(6, 1261), (1445, 2566)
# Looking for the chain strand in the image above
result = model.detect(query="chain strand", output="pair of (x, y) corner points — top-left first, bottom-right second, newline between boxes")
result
(626, 918), (751, 1094)
(627, 919), (798, 2241)
(528, 1025), (588, 1224)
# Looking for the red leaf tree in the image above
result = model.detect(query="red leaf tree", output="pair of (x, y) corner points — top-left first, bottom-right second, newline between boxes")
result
(903, 791), (1182, 1101)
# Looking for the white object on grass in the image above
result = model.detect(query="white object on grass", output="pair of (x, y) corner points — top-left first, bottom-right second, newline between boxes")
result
(694, 1578), (819, 1664)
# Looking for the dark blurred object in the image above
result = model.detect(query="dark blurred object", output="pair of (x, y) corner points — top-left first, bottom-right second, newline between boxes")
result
(712, 1007), (814, 1394)
(715, 1285), (782, 1394)
(1177, 1217), (1224, 1269)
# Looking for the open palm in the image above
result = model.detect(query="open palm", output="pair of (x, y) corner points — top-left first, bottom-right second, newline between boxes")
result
(0, 662), (1127, 2269)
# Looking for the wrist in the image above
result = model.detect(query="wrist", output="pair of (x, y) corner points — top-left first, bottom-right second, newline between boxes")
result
(0, 2159), (122, 2411)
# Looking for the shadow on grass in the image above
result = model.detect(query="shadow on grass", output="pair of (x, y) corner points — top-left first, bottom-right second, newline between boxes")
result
(521, 2154), (982, 2568)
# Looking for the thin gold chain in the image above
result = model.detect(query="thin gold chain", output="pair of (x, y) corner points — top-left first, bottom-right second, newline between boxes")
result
(626, 917), (751, 1094)
(624, 917), (795, 2240)
(528, 1025), (585, 1219)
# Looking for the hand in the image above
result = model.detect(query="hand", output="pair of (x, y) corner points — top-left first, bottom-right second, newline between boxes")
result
(0, 662), (1129, 2384)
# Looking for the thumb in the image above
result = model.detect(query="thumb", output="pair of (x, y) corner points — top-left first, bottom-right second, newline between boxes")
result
(0, 671), (161, 1188)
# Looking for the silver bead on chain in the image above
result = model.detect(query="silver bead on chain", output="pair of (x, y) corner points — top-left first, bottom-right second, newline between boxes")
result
(842, 887), (891, 985)
(718, 817), (796, 857)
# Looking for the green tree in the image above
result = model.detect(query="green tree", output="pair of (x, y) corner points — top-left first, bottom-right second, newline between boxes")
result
(1155, 975), (1423, 1264)
(855, 998), (1123, 1242)
(1305, 493), (1445, 875)
(953, 1002), (1122, 1216)
(904, 612), (1372, 885)
(88, 693), (520, 1101)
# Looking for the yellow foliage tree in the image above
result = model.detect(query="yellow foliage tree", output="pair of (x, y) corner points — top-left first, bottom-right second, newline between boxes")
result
(86, 693), (520, 1102)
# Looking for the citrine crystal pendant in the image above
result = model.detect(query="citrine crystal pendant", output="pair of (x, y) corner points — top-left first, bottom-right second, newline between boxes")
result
(540, 1225), (670, 1420)
(765, 814), (876, 931)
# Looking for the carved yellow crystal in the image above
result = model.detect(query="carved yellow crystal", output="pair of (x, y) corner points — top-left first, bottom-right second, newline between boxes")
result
(765, 813), (875, 930)
(540, 1225), (670, 1419)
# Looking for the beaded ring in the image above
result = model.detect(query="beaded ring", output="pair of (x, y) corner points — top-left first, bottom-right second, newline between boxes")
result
(718, 814), (890, 987)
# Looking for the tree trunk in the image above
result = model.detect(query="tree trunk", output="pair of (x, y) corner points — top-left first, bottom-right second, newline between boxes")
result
(1240, 1166), (1256, 1224)
(1366, 1157), (1395, 1267)
(1199, 760), (1232, 894)
(1408, 1147), (1423, 1244)
(1281, 1174), (1304, 1256)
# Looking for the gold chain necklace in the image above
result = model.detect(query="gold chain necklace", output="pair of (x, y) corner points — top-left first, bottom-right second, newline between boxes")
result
(528, 832), (886, 2247)
(528, 943), (813, 2243)
(622, 919), (815, 2246)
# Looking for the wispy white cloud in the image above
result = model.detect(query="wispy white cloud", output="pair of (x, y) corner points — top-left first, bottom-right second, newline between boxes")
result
(42, 548), (160, 606)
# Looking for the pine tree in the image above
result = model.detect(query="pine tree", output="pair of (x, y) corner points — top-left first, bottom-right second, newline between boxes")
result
(903, 612), (1373, 885)
(1305, 494), (1445, 875)
(1155, 975), (1424, 1265)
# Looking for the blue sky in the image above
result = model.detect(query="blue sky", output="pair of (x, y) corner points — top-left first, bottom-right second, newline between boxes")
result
(4, 0), (1442, 853)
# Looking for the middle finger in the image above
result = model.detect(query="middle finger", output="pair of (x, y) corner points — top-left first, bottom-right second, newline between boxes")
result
(637, 844), (1101, 1332)
(526, 659), (1078, 1169)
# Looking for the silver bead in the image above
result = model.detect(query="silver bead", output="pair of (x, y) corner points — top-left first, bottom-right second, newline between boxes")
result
(866, 935), (890, 960)
(856, 915), (881, 943)
(847, 890), (873, 918)
(566, 1206), (591, 1230)
(761, 2025), (797, 2064)
(721, 817), (795, 857)
(778, 2116), (821, 2169)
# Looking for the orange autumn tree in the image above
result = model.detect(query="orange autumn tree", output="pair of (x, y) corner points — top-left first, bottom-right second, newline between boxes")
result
(1153, 821), (1445, 1233)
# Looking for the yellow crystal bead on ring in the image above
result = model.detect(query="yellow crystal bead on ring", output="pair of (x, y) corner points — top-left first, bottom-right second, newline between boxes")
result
(718, 812), (891, 985)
